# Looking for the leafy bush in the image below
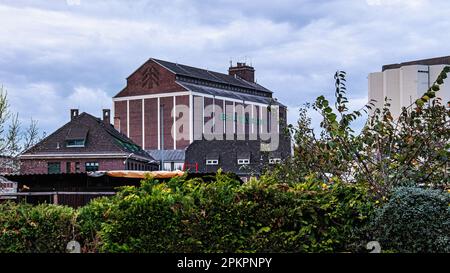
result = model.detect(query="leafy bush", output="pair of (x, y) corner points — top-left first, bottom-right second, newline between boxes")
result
(77, 172), (374, 253)
(369, 187), (450, 253)
(281, 68), (450, 198)
(0, 202), (76, 253)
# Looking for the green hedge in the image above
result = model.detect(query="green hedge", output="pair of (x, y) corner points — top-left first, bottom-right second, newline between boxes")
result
(77, 173), (375, 253)
(369, 187), (450, 253)
(2, 177), (449, 253)
(0, 202), (75, 253)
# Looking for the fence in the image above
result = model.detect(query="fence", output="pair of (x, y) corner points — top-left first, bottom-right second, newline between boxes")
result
(0, 191), (116, 207)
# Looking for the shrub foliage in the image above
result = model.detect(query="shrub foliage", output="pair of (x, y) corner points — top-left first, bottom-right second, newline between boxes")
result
(369, 187), (450, 253)
(77, 172), (374, 253)
(0, 202), (75, 253)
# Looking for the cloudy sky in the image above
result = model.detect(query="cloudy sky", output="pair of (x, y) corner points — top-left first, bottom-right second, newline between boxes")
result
(1, 0), (449, 135)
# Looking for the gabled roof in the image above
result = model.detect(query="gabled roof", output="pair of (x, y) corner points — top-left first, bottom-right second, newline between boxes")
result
(21, 113), (153, 161)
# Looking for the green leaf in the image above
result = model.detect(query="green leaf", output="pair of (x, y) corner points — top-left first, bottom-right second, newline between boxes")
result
(328, 113), (337, 122)
(415, 99), (424, 107)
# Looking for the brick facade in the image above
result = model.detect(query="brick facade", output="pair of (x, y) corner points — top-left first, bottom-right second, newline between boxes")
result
(117, 61), (185, 97)
(114, 101), (127, 134)
(129, 99), (143, 146)
(144, 98), (158, 150)
(20, 157), (156, 175)
(20, 158), (126, 174)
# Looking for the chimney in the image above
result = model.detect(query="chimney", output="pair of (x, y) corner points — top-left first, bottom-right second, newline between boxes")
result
(228, 62), (255, 83)
(70, 109), (79, 120)
(103, 109), (111, 124)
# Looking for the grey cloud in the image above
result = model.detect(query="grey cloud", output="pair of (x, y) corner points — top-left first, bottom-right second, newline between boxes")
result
(1, 0), (450, 135)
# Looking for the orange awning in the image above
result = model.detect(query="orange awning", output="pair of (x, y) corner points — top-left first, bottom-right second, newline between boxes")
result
(103, 170), (185, 179)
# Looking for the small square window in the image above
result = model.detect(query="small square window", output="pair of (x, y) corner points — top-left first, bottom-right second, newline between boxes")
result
(48, 162), (61, 174)
(206, 159), (219, 165)
(237, 159), (250, 165)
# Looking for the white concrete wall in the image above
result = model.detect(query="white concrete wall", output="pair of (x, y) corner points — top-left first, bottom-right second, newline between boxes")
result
(384, 68), (401, 118)
(400, 65), (420, 108)
(368, 64), (450, 119)
(368, 72), (384, 115)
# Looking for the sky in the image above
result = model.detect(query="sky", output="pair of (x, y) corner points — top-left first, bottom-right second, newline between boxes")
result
(1, 0), (450, 136)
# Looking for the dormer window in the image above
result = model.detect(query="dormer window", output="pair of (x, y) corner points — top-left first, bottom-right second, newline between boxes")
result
(65, 125), (88, 148)
(237, 152), (251, 165)
(206, 153), (219, 165)
(237, 158), (250, 165)
(206, 159), (219, 165)
(66, 139), (85, 147)
(269, 158), (282, 165)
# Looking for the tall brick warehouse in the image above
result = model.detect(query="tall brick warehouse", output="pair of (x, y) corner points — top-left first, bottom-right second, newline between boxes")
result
(113, 58), (291, 177)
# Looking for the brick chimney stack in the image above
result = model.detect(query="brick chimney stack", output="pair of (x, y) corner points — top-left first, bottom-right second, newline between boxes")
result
(70, 109), (79, 120)
(103, 109), (111, 124)
(228, 62), (255, 83)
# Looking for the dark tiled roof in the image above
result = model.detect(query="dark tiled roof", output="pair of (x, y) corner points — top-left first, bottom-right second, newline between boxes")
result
(177, 81), (285, 107)
(382, 55), (450, 71)
(147, 149), (185, 162)
(65, 125), (88, 141)
(185, 137), (292, 176)
(22, 113), (153, 160)
(151, 58), (272, 94)
(205, 153), (219, 160)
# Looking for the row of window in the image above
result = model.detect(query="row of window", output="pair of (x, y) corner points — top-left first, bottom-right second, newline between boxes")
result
(205, 158), (282, 166)
(48, 161), (154, 173)
(161, 162), (184, 171)
(126, 161), (153, 171)
(48, 161), (99, 174)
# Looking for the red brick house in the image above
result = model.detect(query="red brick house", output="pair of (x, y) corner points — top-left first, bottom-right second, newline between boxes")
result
(19, 109), (158, 174)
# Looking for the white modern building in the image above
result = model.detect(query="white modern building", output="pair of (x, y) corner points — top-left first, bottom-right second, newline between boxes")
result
(368, 56), (450, 118)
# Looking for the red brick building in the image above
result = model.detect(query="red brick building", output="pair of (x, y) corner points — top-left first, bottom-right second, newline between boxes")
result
(113, 58), (290, 174)
(19, 109), (157, 174)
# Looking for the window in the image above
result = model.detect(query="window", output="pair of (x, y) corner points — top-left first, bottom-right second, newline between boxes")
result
(237, 159), (250, 165)
(48, 162), (61, 174)
(66, 139), (85, 147)
(66, 162), (71, 173)
(174, 163), (184, 171)
(206, 159), (219, 165)
(85, 162), (99, 172)
(269, 158), (282, 165)
(163, 162), (172, 171)
(75, 162), (80, 173)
